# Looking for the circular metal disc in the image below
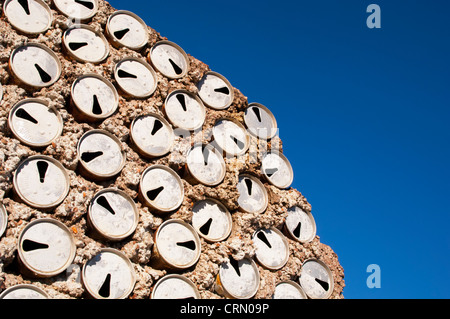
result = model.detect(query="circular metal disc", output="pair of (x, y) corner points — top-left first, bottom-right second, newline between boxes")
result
(114, 58), (157, 99)
(253, 228), (289, 270)
(63, 24), (110, 63)
(285, 206), (317, 244)
(0, 204), (8, 239)
(8, 99), (63, 148)
(212, 119), (249, 156)
(13, 155), (70, 209)
(299, 259), (334, 299)
(164, 90), (206, 131)
(82, 248), (136, 299)
(139, 165), (184, 212)
(18, 218), (76, 278)
(244, 103), (278, 140)
(4, 0), (53, 35)
(237, 174), (268, 214)
(217, 257), (260, 299)
(106, 10), (148, 50)
(88, 188), (139, 241)
(0, 284), (49, 299)
(130, 114), (174, 158)
(71, 73), (119, 121)
(154, 219), (201, 269)
(192, 198), (232, 242)
(197, 71), (234, 110)
(9, 43), (61, 88)
(273, 281), (307, 299)
(261, 152), (294, 189)
(149, 40), (189, 79)
(186, 144), (226, 186)
(53, 0), (98, 21)
(151, 274), (200, 299)
(77, 130), (126, 180)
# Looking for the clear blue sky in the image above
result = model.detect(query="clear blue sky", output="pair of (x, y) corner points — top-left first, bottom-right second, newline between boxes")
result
(108, 0), (450, 299)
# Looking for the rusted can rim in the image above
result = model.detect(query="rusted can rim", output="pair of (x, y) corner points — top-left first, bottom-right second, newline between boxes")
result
(8, 98), (64, 148)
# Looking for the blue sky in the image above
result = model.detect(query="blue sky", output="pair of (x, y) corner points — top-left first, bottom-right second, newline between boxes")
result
(108, 0), (450, 299)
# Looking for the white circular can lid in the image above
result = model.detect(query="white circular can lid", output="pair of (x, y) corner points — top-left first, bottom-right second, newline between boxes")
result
(0, 284), (49, 299)
(71, 73), (119, 121)
(130, 113), (174, 158)
(0, 204), (8, 238)
(114, 57), (157, 99)
(53, 0), (98, 21)
(285, 206), (317, 243)
(164, 90), (206, 131)
(218, 257), (260, 299)
(139, 165), (184, 212)
(8, 98), (63, 148)
(197, 71), (234, 110)
(88, 188), (139, 241)
(154, 219), (201, 269)
(63, 24), (110, 63)
(9, 43), (61, 88)
(212, 118), (249, 156)
(18, 218), (76, 278)
(151, 274), (200, 299)
(273, 281), (307, 299)
(192, 198), (232, 242)
(82, 248), (136, 299)
(244, 103), (278, 140)
(13, 155), (70, 209)
(253, 228), (289, 270)
(149, 40), (189, 79)
(186, 144), (226, 186)
(106, 10), (148, 50)
(236, 174), (268, 214)
(3, 0), (53, 35)
(77, 130), (126, 180)
(299, 259), (334, 299)
(261, 152), (294, 189)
